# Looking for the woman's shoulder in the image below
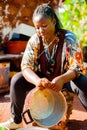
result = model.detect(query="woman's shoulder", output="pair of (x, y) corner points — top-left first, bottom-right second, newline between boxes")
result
(65, 30), (76, 37)
(27, 33), (40, 46)
(59, 29), (76, 38)
(64, 30), (78, 45)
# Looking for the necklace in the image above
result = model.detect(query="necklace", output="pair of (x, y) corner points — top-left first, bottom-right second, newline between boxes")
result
(38, 36), (59, 59)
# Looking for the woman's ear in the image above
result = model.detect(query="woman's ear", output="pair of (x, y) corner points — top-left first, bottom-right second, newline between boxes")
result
(52, 18), (56, 25)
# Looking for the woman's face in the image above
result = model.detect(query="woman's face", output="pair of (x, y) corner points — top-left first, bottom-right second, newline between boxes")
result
(33, 15), (56, 42)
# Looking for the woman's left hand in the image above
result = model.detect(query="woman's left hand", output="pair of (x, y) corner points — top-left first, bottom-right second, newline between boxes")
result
(51, 76), (64, 92)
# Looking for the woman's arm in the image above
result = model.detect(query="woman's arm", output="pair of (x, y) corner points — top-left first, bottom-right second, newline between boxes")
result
(51, 31), (82, 92)
(22, 67), (40, 86)
(51, 69), (76, 92)
(22, 67), (54, 90)
(65, 30), (84, 76)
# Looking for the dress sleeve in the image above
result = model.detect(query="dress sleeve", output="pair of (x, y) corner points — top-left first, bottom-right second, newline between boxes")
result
(21, 34), (40, 72)
(65, 30), (86, 77)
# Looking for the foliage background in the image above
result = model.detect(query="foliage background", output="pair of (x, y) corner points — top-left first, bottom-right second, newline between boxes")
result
(58, 0), (87, 47)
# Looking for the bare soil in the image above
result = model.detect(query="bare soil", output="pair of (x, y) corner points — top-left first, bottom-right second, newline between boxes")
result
(0, 93), (87, 130)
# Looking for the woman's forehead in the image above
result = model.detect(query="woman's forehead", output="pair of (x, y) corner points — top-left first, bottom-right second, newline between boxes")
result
(33, 14), (50, 22)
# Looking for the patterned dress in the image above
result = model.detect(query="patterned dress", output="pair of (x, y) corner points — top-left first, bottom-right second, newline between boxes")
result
(21, 30), (86, 77)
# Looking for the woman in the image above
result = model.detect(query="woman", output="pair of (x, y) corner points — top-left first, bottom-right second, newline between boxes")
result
(0, 3), (87, 129)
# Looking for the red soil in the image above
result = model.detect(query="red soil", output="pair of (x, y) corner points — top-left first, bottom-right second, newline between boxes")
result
(0, 93), (87, 130)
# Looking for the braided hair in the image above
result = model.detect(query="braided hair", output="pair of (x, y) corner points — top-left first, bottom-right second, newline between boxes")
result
(32, 3), (63, 33)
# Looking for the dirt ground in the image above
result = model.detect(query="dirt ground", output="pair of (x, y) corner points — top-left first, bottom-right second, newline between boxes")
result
(67, 95), (87, 130)
(0, 93), (87, 130)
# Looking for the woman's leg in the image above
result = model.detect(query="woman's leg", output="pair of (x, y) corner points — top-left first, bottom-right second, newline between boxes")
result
(10, 72), (35, 124)
(63, 74), (87, 110)
(70, 75), (87, 110)
(65, 74), (87, 110)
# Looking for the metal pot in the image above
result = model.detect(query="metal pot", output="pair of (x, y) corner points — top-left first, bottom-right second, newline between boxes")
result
(22, 89), (67, 128)
(17, 127), (49, 130)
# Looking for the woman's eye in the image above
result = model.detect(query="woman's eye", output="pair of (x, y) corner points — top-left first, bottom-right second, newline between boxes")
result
(42, 25), (47, 28)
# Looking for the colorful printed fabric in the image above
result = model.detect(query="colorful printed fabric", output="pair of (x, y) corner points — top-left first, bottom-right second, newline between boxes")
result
(21, 30), (86, 76)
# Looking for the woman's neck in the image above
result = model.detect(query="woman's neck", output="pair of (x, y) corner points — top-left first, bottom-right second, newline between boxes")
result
(43, 35), (58, 45)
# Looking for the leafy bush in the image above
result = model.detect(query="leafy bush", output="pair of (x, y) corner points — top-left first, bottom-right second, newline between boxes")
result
(58, 0), (87, 46)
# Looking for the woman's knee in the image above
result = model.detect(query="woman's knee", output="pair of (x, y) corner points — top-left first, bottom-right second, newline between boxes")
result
(73, 74), (87, 92)
(10, 72), (23, 89)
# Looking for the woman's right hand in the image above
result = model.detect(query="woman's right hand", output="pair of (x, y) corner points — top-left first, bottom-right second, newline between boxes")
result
(36, 78), (53, 90)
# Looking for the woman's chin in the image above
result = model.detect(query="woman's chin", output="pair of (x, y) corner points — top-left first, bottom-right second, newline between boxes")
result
(42, 36), (49, 41)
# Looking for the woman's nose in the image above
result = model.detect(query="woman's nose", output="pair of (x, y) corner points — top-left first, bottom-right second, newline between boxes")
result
(39, 27), (44, 33)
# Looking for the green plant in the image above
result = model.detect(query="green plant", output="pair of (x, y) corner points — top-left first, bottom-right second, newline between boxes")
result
(58, 0), (87, 42)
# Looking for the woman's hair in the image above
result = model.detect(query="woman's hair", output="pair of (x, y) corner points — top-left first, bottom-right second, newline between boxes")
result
(32, 3), (63, 33)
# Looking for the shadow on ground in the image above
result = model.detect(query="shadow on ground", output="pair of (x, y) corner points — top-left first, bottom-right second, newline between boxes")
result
(67, 119), (87, 130)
